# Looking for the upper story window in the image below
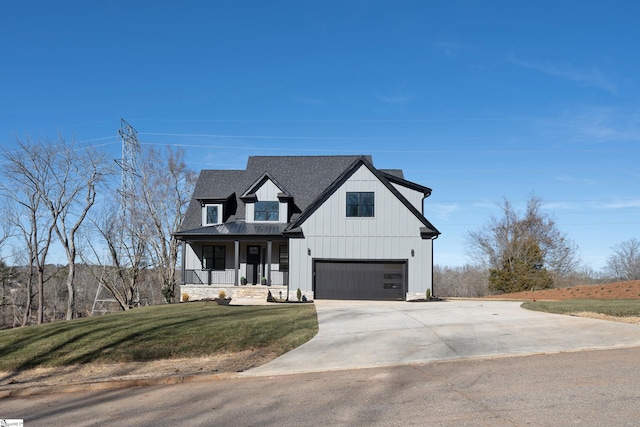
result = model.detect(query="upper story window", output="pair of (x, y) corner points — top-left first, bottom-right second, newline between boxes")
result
(254, 201), (279, 221)
(346, 192), (374, 217)
(203, 204), (222, 225)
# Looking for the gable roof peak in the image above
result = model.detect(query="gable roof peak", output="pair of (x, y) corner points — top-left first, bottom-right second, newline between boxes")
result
(241, 171), (290, 199)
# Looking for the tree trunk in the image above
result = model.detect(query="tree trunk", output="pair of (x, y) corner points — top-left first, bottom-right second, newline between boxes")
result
(66, 260), (76, 320)
(37, 267), (44, 324)
(21, 279), (32, 327)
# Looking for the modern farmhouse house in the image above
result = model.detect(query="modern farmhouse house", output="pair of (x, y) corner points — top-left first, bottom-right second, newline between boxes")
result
(174, 155), (440, 301)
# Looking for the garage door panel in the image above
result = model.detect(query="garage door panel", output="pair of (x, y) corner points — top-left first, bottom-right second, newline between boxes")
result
(315, 261), (405, 301)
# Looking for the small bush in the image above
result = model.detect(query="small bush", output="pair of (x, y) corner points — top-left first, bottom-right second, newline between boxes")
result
(267, 290), (274, 302)
(182, 292), (190, 302)
(218, 290), (227, 300)
(297, 288), (302, 302)
(426, 288), (431, 300)
(162, 285), (175, 303)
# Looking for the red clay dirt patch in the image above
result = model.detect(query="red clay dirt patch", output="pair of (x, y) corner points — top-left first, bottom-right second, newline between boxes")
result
(484, 280), (640, 301)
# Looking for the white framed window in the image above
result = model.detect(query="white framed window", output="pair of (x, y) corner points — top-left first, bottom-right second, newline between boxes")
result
(202, 204), (223, 225)
(254, 201), (279, 221)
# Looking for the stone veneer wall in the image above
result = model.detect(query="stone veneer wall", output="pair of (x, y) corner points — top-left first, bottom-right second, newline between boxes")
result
(180, 285), (289, 302)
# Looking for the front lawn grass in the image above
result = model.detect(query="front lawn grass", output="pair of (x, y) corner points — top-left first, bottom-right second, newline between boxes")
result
(0, 302), (318, 372)
(521, 299), (640, 317)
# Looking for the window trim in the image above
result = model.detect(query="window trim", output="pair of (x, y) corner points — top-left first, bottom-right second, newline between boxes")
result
(346, 191), (375, 218)
(254, 200), (279, 222)
(203, 203), (223, 226)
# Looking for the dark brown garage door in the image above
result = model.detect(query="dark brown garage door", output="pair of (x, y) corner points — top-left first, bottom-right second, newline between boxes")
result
(314, 261), (406, 301)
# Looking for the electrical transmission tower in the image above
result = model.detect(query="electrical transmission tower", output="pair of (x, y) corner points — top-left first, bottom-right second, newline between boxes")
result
(116, 118), (140, 208)
(91, 119), (141, 315)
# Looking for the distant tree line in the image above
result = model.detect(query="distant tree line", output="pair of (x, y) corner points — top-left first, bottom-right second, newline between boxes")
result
(0, 136), (195, 328)
(436, 195), (637, 297)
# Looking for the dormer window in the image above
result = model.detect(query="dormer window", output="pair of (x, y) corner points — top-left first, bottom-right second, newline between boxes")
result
(254, 201), (279, 221)
(203, 203), (223, 225)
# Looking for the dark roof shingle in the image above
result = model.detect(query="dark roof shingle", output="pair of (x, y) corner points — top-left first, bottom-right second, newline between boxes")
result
(180, 156), (369, 231)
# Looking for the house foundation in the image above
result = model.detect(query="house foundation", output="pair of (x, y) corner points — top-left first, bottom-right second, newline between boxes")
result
(180, 284), (289, 302)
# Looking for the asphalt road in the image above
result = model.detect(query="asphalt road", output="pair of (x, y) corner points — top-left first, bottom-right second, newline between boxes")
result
(1, 347), (639, 426)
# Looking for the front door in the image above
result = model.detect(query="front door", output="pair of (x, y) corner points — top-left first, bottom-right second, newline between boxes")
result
(247, 245), (261, 284)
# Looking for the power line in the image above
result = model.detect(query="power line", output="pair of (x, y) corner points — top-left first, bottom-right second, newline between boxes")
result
(128, 112), (640, 123)
(138, 139), (640, 154)
(140, 133), (517, 141)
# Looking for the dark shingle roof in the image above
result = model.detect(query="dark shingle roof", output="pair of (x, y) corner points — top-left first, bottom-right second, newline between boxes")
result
(379, 169), (404, 179)
(180, 156), (370, 232)
(245, 156), (371, 212)
(177, 155), (440, 239)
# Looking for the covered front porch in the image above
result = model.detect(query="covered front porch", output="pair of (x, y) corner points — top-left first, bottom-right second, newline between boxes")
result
(180, 237), (290, 301)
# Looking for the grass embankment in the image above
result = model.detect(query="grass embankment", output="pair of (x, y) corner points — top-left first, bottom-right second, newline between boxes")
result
(0, 303), (318, 372)
(521, 299), (640, 318)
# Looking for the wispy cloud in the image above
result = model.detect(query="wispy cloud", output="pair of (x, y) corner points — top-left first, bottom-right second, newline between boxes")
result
(431, 203), (460, 220)
(431, 38), (464, 58)
(541, 201), (575, 210)
(376, 79), (414, 105)
(536, 106), (640, 144)
(292, 96), (323, 105)
(600, 199), (640, 209)
(553, 174), (597, 186)
(509, 56), (617, 94)
(570, 109), (640, 142)
(471, 201), (495, 209)
(376, 94), (414, 104)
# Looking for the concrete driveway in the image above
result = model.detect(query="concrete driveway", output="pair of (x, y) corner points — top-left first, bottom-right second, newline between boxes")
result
(244, 299), (640, 376)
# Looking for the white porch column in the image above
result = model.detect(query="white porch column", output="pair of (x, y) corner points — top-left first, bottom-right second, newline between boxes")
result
(234, 240), (240, 286)
(267, 240), (272, 286)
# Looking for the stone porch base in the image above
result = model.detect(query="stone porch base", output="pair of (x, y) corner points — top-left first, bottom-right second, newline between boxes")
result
(180, 284), (289, 302)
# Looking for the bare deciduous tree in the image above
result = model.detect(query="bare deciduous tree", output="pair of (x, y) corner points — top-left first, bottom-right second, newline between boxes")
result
(434, 264), (488, 297)
(84, 199), (148, 311)
(2, 139), (57, 324)
(606, 238), (640, 281)
(137, 147), (195, 303)
(2, 137), (111, 321)
(467, 196), (580, 293)
(83, 146), (194, 309)
(42, 140), (111, 320)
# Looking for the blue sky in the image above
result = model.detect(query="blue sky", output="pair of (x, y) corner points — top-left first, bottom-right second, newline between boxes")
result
(1, 1), (639, 270)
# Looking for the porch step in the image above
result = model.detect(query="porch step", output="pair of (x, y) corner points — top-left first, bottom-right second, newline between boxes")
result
(234, 285), (271, 300)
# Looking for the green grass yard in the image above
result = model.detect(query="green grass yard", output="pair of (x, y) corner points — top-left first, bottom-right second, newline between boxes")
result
(0, 302), (318, 372)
